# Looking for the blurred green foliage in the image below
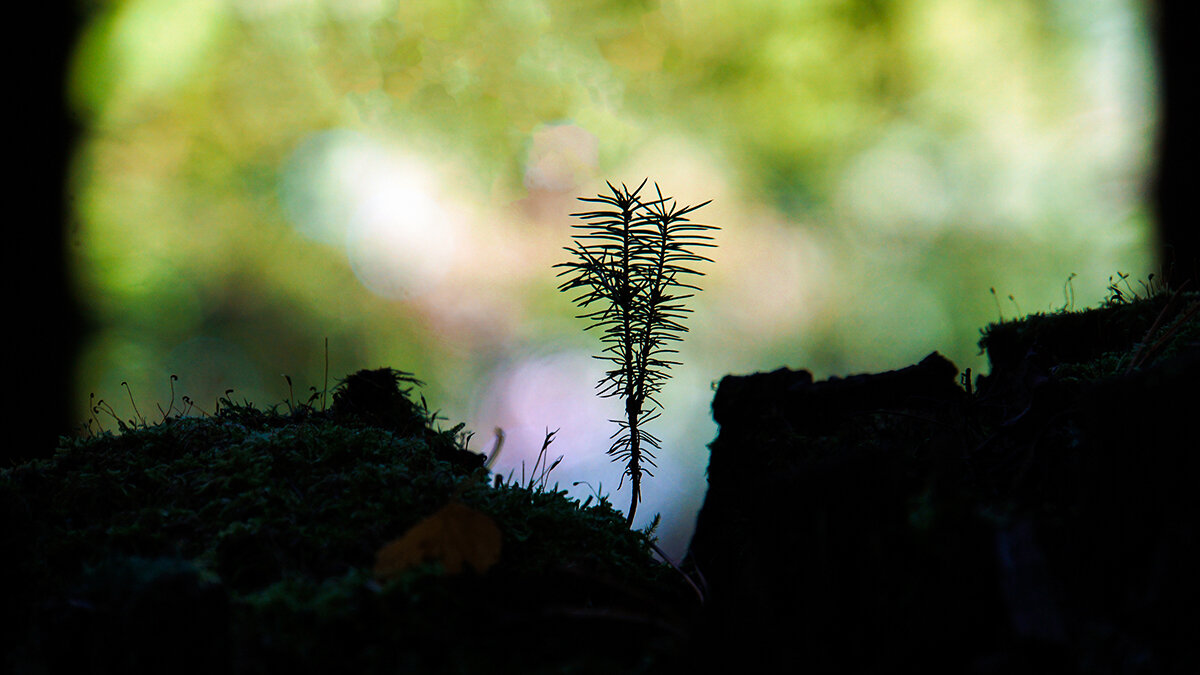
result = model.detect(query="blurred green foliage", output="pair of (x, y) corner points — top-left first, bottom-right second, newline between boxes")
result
(66, 0), (1156, 530)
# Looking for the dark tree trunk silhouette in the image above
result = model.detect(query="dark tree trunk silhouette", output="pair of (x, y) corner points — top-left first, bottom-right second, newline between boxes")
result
(7, 7), (85, 466)
(1151, 0), (1199, 289)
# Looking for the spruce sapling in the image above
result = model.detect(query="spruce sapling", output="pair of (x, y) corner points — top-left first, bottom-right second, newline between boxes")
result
(555, 179), (717, 525)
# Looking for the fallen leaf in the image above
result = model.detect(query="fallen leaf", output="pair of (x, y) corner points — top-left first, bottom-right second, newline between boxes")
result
(373, 501), (502, 579)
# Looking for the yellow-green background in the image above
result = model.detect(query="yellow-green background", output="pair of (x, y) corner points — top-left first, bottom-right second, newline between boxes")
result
(69, 0), (1156, 555)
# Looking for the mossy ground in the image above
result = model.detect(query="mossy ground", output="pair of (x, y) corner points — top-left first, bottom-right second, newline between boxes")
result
(2, 370), (696, 674)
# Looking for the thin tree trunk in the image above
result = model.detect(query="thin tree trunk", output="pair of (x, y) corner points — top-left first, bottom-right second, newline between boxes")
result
(1151, 0), (1199, 289)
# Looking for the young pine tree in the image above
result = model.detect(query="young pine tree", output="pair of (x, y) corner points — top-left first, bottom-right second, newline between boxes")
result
(555, 179), (717, 525)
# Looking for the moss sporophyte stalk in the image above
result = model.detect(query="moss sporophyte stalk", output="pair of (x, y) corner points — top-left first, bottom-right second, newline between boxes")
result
(555, 179), (717, 525)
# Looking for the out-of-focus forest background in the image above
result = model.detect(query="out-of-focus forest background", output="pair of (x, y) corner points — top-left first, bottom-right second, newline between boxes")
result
(55, 0), (1157, 556)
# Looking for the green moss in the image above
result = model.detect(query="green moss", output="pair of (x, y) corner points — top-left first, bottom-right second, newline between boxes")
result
(1, 370), (691, 674)
(978, 289), (1199, 383)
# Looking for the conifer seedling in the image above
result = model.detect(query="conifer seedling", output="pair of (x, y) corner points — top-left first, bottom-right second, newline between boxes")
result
(555, 179), (717, 525)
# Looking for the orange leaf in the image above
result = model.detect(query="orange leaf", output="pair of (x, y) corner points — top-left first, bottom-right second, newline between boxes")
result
(373, 501), (502, 579)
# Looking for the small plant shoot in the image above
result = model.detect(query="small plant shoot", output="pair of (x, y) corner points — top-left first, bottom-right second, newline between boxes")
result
(555, 179), (717, 525)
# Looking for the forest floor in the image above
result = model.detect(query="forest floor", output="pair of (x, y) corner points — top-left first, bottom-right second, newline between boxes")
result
(3, 280), (1197, 674)
(1, 369), (697, 674)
